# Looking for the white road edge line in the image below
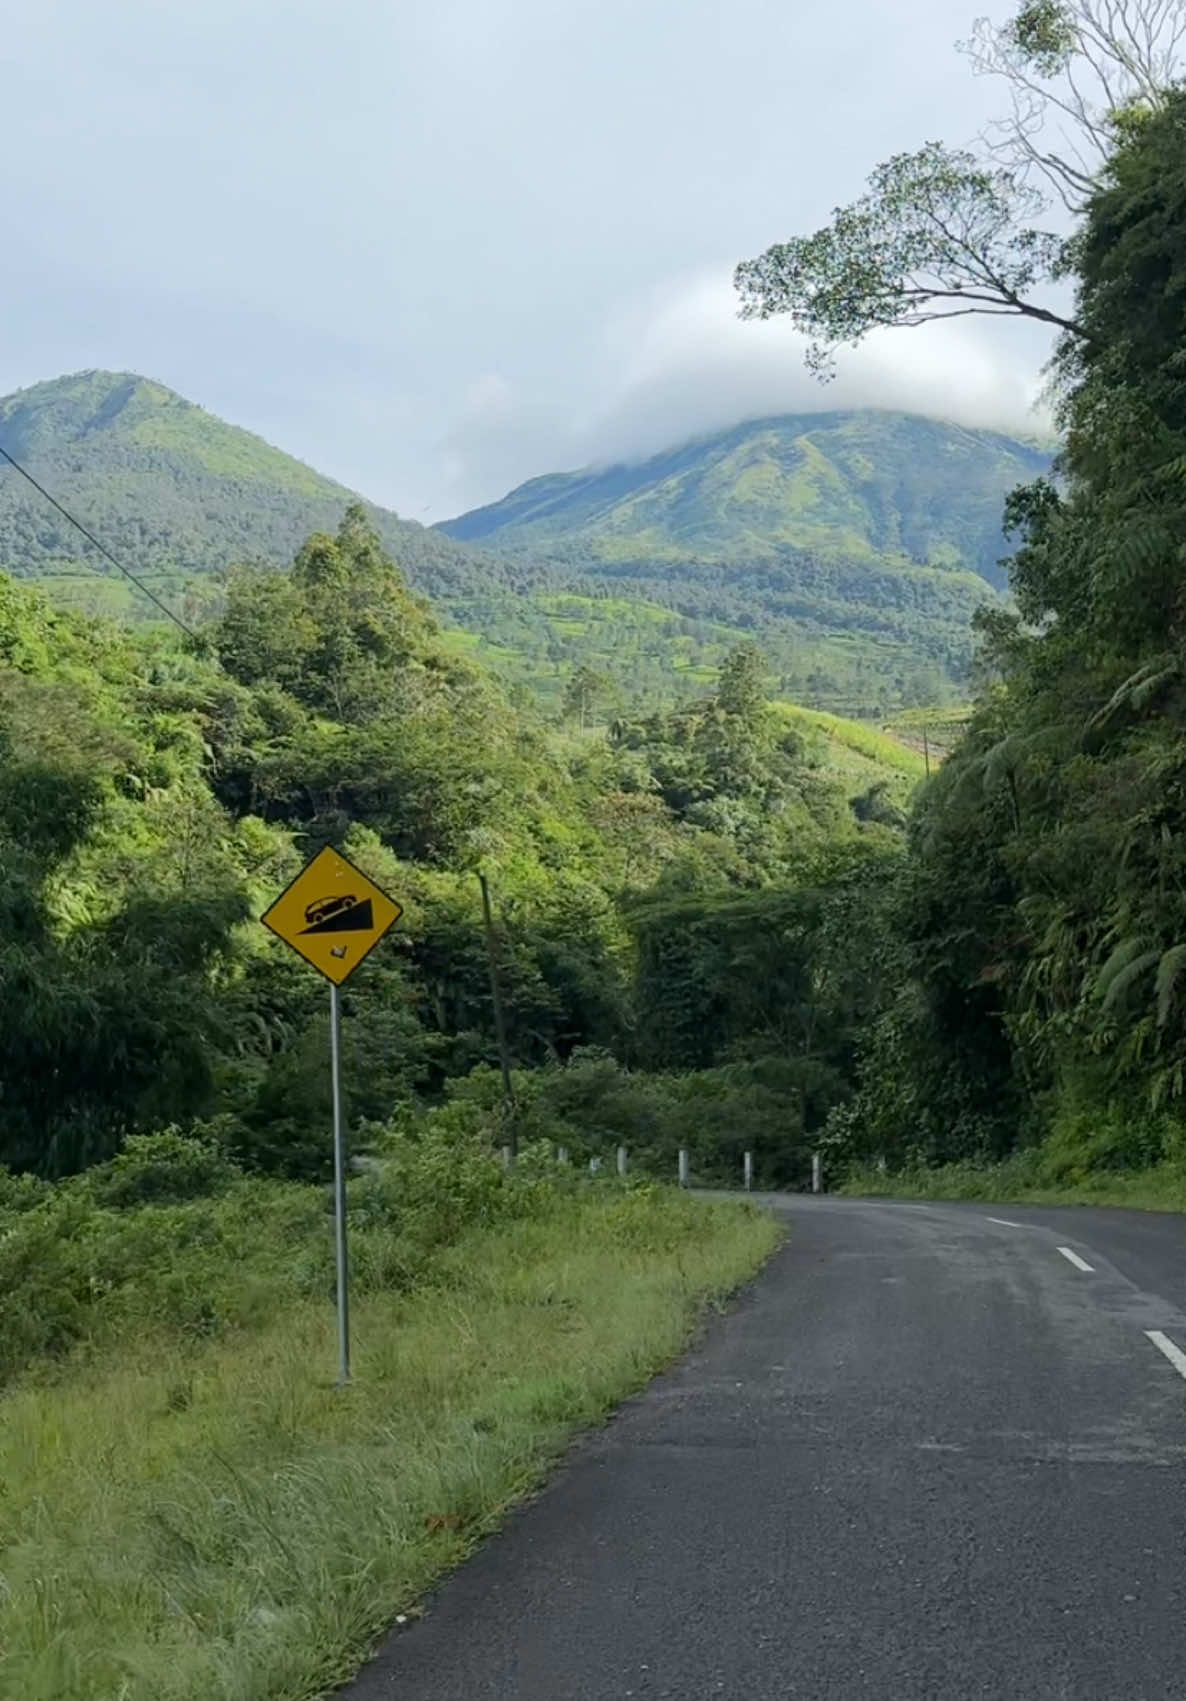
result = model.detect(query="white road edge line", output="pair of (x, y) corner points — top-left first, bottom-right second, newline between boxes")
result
(987, 1216), (1024, 1227)
(1057, 1246), (1095, 1272)
(1146, 1330), (1186, 1381)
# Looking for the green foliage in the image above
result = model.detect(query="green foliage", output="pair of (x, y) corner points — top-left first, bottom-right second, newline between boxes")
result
(736, 0), (1186, 384)
(774, 702), (928, 776)
(562, 662), (616, 727)
(842, 1092), (1186, 1205)
(434, 409), (1059, 713)
(735, 146), (1074, 374)
(0, 1170), (319, 1383)
(84, 1131), (237, 1208)
(0, 1124), (556, 1389)
(0, 629), (252, 1176)
(838, 91), (1186, 1188)
(437, 1052), (816, 1187)
(439, 412), (1050, 587)
(0, 390), (924, 1213)
(1007, 0), (1076, 74)
(0, 370), (1055, 716)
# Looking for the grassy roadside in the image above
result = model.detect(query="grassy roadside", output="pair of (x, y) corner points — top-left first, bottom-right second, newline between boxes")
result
(0, 1185), (780, 1701)
(841, 1159), (1186, 1213)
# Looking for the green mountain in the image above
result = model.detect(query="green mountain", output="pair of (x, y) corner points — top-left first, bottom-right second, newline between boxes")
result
(0, 371), (1051, 717)
(439, 410), (1053, 588)
(436, 410), (1055, 713)
(0, 369), (496, 611)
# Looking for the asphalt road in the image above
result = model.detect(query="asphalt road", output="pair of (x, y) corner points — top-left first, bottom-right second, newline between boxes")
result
(339, 1195), (1186, 1700)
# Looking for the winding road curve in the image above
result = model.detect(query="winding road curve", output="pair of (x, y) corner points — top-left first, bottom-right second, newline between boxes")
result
(341, 1195), (1186, 1700)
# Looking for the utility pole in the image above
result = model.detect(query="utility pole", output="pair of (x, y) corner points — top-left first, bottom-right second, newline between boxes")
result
(478, 871), (518, 1163)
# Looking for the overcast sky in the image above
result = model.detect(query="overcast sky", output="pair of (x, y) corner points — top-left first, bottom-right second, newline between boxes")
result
(2, 0), (1060, 522)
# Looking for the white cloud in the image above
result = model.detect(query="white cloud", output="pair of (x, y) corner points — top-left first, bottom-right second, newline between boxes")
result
(584, 271), (1056, 462)
(433, 269), (1058, 518)
(2, 0), (1066, 524)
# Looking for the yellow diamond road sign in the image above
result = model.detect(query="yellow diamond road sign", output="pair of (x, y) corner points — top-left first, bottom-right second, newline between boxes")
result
(261, 845), (403, 985)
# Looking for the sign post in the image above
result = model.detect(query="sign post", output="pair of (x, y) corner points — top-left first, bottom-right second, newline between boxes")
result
(329, 982), (349, 1384)
(261, 845), (403, 1385)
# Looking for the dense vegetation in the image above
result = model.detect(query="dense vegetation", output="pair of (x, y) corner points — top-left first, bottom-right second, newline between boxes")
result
(439, 410), (1054, 711)
(0, 373), (1049, 713)
(0, 370), (499, 602)
(4, 26), (1183, 1222)
(0, 498), (912, 1194)
(826, 86), (1186, 1197)
(0, 504), (801, 1698)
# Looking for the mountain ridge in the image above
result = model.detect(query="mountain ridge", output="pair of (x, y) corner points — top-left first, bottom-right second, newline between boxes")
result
(0, 368), (493, 602)
(0, 369), (1047, 713)
(438, 409), (1054, 588)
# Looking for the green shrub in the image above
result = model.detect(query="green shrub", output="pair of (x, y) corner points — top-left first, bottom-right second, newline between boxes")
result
(446, 1052), (813, 1188)
(0, 1181), (322, 1383)
(0, 1166), (49, 1216)
(1037, 1099), (1177, 1182)
(0, 1119), (565, 1388)
(84, 1130), (238, 1208)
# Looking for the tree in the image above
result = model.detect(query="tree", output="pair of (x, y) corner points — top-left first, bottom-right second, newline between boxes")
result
(715, 642), (769, 721)
(735, 0), (1184, 374)
(563, 664), (613, 730)
(735, 145), (1078, 376)
(214, 505), (435, 722)
(958, 0), (1186, 211)
(835, 91), (1186, 1169)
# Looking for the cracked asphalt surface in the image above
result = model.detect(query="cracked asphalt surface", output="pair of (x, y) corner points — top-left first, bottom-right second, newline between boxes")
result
(338, 1195), (1186, 1700)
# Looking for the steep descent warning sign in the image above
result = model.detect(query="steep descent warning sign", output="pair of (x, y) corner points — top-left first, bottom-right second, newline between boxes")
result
(260, 845), (403, 985)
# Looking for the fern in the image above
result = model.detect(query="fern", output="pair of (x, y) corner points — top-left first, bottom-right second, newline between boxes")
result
(1087, 652), (1178, 730)
(1092, 519), (1174, 581)
(1095, 936), (1159, 1010)
(1155, 944), (1186, 1028)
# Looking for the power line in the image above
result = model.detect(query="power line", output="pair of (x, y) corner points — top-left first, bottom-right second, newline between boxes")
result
(0, 442), (204, 643)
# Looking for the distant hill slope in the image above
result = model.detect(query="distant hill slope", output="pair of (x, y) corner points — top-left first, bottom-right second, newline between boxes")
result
(0, 370), (494, 601)
(439, 410), (1054, 588)
(0, 371), (1046, 716)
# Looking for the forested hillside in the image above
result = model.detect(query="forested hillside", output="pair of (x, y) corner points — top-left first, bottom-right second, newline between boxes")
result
(0, 374), (1044, 713)
(5, 84), (1181, 1211)
(0, 370), (499, 604)
(826, 87), (1186, 1200)
(0, 502), (910, 1189)
(439, 411), (1054, 711)
(440, 410), (1052, 586)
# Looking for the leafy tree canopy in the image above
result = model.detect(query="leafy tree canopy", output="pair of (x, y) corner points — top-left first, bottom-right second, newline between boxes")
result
(736, 0), (1186, 374)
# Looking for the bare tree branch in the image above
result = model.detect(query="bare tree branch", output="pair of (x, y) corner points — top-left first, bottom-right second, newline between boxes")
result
(958, 0), (1186, 210)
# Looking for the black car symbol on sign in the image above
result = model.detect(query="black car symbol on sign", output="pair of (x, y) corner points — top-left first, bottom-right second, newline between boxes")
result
(305, 894), (358, 928)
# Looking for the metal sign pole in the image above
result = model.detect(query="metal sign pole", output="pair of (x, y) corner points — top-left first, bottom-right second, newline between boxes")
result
(330, 982), (350, 1385)
(261, 846), (405, 1388)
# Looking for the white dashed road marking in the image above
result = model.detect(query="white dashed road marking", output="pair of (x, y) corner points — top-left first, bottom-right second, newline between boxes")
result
(1146, 1330), (1186, 1381)
(986, 1217), (1024, 1227)
(1057, 1246), (1095, 1272)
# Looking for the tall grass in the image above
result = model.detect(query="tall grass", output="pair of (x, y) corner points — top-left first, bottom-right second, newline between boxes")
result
(0, 1182), (778, 1701)
(842, 1157), (1186, 1212)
